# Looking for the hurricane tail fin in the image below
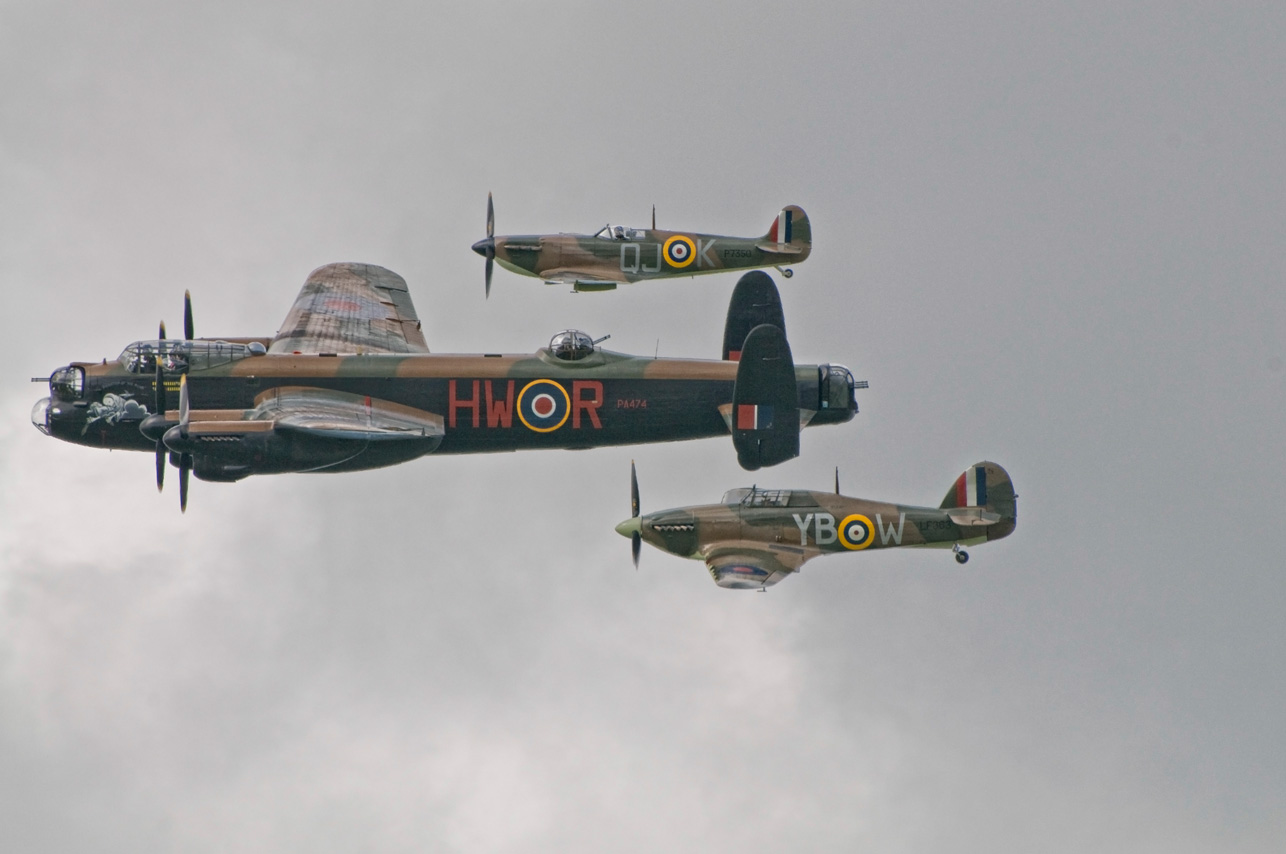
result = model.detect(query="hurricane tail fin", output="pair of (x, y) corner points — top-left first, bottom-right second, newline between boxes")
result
(940, 461), (1016, 540)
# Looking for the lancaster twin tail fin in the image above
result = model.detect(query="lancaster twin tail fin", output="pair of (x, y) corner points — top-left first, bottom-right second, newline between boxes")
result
(722, 271), (785, 361)
(756, 205), (811, 258)
(731, 323), (800, 471)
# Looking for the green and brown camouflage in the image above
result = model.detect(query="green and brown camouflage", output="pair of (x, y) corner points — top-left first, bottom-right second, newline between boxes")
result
(32, 263), (860, 510)
(472, 195), (810, 294)
(616, 462), (1017, 589)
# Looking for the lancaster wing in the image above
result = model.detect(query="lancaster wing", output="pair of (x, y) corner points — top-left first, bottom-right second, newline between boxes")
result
(250, 386), (444, 443)
(269, 262), (430, 355)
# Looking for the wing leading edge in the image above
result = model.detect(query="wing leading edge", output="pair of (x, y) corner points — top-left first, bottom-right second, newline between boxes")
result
(269, 262), (430, 355)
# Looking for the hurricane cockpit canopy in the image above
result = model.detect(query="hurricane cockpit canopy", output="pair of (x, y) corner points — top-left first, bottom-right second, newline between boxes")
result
(721, 487), (821, 508)
(118, 339), (266, 374)
(549, 329), (596, 361)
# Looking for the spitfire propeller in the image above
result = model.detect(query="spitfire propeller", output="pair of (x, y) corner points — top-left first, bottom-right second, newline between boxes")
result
(470, 192), (497, 299)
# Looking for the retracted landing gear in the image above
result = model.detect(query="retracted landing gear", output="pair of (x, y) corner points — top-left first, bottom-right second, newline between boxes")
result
(775, 266), (794, 279)
(953, 544), (970, 565)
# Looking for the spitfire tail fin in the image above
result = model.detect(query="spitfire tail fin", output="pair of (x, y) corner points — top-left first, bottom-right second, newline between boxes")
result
(940, 461), (1017, 540)
(759, 205), (811, 259)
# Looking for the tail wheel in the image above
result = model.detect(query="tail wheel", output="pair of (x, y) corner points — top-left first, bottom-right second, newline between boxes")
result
(782, 268), (793, 278)
(955, 550), (969, 565)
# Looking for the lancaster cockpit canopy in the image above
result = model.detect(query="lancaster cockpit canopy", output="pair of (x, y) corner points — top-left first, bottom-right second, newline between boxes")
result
(118, 340), (266, 374)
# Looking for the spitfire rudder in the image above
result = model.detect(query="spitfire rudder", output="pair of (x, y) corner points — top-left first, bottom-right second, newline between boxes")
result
(761, 205), (811, 257)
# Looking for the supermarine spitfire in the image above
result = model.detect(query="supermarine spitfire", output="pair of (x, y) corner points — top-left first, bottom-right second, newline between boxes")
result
(471, 194), (811, 296)
(32, 266), (861, 510)
(616, 461), (1017, 589)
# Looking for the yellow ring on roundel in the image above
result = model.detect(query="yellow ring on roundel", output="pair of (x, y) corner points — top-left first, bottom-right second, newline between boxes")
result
(838, 514), (876, 550)
(517, 379), (571, 433)
(663, 235), (697, 269)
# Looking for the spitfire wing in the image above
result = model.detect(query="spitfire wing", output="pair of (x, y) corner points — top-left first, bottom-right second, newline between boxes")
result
(541, 269), (626, 290)
(251, 386), (444, 443)
(269, 262), (430, 355)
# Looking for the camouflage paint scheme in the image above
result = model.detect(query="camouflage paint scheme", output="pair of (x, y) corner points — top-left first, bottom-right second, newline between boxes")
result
(32, 263), (859, 490)
(616, 462), (1017, 589)
(473, 203), (811, 292)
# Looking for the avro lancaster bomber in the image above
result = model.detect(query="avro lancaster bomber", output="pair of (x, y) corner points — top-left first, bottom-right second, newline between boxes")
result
(33, 266), (862, 510)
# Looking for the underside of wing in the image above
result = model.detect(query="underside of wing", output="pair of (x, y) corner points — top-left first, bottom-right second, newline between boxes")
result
(269, 262), (430, 355)
(541, 269), (624, 291)
(704, 544), (805, 590)
(251, 386), (444, 444)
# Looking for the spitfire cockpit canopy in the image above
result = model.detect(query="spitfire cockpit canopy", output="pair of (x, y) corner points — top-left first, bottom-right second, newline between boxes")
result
(549, 329), (596, 361)
(593, 225), (647, 241)
(721, 487), (821, 508)
(118, 339), (267, 374)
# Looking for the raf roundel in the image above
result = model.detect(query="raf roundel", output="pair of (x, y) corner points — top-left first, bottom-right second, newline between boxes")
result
(838, 513), (876, 550)
(663, 235), (697, 269)
(517, 379), (571, 433)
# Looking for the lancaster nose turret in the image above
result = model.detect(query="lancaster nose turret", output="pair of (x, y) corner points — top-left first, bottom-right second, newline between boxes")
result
(31, 397), (51, 435)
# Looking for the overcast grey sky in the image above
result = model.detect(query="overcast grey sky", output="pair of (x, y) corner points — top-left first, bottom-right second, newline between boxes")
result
(2, 2), (1283, 851)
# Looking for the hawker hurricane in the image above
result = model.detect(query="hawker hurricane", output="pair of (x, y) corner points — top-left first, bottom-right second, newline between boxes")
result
(616, 461), (1017, 589)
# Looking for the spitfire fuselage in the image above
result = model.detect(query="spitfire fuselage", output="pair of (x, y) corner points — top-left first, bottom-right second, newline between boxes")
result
(492, 229), (810, 288)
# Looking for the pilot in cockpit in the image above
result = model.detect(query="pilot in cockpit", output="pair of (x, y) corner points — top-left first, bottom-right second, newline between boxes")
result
(613, 225), (626, 240)
(136, 344), (156, 373)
